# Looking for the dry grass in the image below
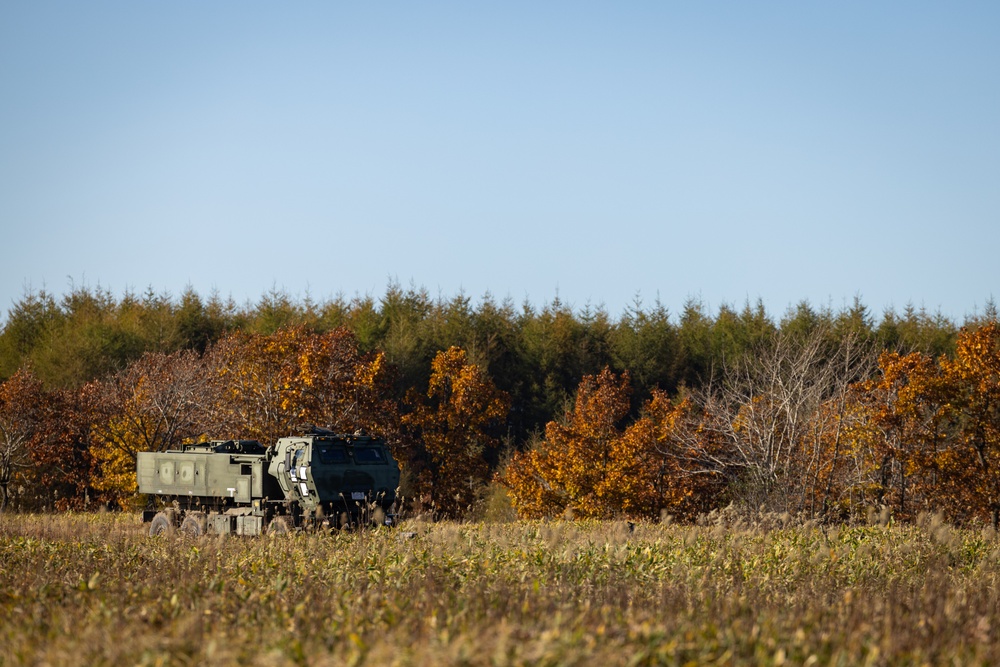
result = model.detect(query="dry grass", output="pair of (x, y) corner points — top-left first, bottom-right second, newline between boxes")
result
(2, 512), (1000, 666)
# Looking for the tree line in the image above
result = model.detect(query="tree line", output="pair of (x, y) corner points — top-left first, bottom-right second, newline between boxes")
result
(0, 283), (996, 522)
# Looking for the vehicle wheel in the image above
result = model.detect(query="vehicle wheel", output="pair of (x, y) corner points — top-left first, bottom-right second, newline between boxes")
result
(149, 511), (175, 536)
(180, 513), (206, 537)
(267, 515), (293, 535)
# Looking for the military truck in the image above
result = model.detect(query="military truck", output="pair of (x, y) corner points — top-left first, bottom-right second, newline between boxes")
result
(138, 427), (400, 536)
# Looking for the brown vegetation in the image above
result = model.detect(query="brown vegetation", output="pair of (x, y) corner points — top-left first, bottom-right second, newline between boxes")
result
(3, 513), (1000, 665)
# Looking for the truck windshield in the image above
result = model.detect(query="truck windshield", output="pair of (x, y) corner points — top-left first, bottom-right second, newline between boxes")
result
(316, 444), (348, 464)
(353, 447), (385, 464)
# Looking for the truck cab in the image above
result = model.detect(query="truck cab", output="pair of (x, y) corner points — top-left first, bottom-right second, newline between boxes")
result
(268, 430), (400, 516)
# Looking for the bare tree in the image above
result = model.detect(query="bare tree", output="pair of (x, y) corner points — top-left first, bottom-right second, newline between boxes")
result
(664, 327), (876, 515)
(90, 349), (221, 463)
(0, 370), (45, 511)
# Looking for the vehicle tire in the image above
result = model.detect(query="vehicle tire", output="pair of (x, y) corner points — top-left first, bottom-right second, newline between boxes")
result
(149, 511), (175, 536)
(267, 515), (293, 535)
(179, 513), (206, 537)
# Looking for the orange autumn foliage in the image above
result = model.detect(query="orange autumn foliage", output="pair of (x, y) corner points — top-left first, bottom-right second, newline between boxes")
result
(501, 369), (721, 520)
(403, 347), (509, 517)
(209, 326), (400, 446)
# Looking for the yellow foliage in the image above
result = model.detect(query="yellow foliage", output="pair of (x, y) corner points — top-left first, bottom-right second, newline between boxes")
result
(89, 436), (138, 495)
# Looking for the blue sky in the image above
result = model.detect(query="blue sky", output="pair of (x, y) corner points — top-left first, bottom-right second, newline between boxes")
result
(2, 2), (997, 324)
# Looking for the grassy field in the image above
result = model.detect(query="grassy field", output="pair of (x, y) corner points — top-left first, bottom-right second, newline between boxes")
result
(2, 513), (1000, 666)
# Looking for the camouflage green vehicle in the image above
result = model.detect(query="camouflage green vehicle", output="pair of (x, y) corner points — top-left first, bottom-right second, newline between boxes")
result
(137, 427), (400, 536)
